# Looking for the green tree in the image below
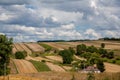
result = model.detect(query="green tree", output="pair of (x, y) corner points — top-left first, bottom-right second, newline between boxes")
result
(86, 45), (98, 53)
(98, 48), (107, 57)
(15, 51), (27, 59)
(107, 51), (114, 59)
(69, 47), (75, 55)
(59, 49), (73, 64)
(101, 43), (105, 48)
(76, 44), (86, 55)
(0, 35), (13, 75)
(88, 53), (100, 65)
(81, 52), (92, 60)
(96, 59), (105, 72)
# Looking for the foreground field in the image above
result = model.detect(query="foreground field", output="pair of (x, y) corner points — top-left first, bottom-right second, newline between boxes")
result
(13, 59), (38, 73)
(1, 72), (120, 80)
(105, 63), (120, 72)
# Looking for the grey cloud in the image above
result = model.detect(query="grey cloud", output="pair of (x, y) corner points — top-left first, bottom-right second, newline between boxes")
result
(0, 0), (30, 5)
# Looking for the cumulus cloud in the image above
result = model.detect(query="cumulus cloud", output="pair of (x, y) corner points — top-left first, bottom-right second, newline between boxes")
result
(0, 0), (120, 42)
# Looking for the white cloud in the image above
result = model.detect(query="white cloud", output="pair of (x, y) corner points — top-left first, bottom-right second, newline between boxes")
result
(61, 24), (75, 30)
(84, 28), (101, 39)
(0, 0), (120, 42)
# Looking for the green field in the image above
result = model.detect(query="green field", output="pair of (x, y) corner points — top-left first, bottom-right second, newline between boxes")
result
(39, 43), (52, 51)
(29, 60), (51, 72)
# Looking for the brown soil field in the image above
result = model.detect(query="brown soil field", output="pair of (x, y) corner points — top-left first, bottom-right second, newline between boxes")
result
(26, 56), (52, 62)
(12, 45), (18, 54)
(55, 42), (73, 49)
(13, 43), (25, 51)
(45, 56), (63, 62)
(62, 66), (72, 71)
(18, 43), (32, 55)
(105, 62), (120, 73)
(25, 43), (45, 53)
(9, 59), (18, 74)
(44, 42), (64, 50)
(13, 59), (38, 73)
(46, 62), (65, 72)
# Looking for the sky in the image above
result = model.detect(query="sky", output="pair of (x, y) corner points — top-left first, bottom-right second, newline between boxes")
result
(0, 0), (120, 42)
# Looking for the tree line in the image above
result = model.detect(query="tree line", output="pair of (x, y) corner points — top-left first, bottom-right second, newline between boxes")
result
(59, 43), (114, 72)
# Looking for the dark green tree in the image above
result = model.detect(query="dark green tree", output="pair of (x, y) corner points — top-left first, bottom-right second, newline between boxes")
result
(59, 49), (73, 64)
(107, 51), (114, 59)
(101, 43), (105, 48)
(86, 45), (98, 53)
(0, 35), (13, 75)
(98, 48), (107, 57)
(69, 47), (75, 55)
(15, 51), (27, 59)
(96, 59), (105, 72)
(81, 52), (92, 60)
(76, 44), (86, 55)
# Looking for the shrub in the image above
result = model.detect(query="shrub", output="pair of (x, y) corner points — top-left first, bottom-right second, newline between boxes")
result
(59, 49), (73, 64)
(15, 51), (27, 59)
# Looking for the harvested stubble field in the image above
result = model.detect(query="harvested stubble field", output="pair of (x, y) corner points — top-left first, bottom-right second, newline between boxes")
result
(105, 62), (120, 73)
(46, 62), (65, 72)
(13, 59), (38, 73)
(45, 55), (63, 62)
(55, 42), (73, 49)
(25, 43), (45, 53)
(26, 56), (52, 62)
(9, 59), (18, 74)
(12, 45), (17, 54)
(0, 72), (120, 80)
(13, 43), (25, 51)
(19, 43), (32, 55)
(44, 42), (64, 50)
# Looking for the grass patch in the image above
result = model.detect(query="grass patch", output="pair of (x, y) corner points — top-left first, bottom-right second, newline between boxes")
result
(39, 43), (52, 52)
(29, 60), (51, 72)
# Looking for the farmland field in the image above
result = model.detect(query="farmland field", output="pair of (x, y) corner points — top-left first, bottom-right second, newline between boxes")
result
(45, 55), (63, 62)
(13, 59), (38, 73)
(46, 62), (65, 72)
(44, 42), (64, 50)
(9, 41), (120, 80)
(25, 43), (45, 53)
(19, 43), (32, 55)
(13, 43), (24, 51)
